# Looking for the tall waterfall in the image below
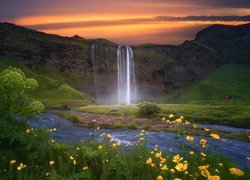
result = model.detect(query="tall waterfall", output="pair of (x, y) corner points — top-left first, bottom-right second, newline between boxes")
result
(117, 46), (136, 105)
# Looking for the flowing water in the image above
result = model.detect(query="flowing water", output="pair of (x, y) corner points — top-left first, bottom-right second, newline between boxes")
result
(117, 45), (136, 104)
(28, 113), (250, 169)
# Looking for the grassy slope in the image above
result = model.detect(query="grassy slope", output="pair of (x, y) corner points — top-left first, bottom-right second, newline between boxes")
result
(0, 57), (93, 105)
(160, 64), (250, 104)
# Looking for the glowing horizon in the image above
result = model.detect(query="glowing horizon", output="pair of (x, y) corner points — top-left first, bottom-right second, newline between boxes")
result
(1, 0), (250, 45)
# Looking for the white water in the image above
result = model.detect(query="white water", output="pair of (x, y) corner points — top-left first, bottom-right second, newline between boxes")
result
(117, 46), (136, 104)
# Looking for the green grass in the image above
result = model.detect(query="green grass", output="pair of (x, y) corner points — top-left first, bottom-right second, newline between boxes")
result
(0, 57), (93, 105)
(159, 64), (250, 104)
(77, 104), (250, 128)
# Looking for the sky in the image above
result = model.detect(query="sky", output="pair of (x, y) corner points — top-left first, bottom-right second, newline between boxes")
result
(1, 0), (250, 45)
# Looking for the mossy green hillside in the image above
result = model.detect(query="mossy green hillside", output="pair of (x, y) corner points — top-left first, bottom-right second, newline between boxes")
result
(0, 57), (93, 104)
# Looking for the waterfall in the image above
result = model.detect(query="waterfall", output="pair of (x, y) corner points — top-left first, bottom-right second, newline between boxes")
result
(91, 43), (98, 101)
(117, 45), (136, 105)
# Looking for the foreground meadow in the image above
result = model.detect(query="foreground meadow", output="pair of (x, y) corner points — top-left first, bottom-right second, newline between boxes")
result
(0, 67), (249, 179)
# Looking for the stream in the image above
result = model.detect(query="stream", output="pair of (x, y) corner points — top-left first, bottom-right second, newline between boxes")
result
(28, 113), (250, 169)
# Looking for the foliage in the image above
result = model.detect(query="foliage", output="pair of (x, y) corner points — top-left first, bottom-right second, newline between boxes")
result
(137, 102), (161, 118)
(0, 67), (44, 120)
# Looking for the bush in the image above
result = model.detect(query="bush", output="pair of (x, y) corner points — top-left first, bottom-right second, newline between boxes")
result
(137, 102), (161, 118)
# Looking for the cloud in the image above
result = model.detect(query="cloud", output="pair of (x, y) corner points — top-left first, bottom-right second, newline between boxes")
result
(26, 15), (250, 30)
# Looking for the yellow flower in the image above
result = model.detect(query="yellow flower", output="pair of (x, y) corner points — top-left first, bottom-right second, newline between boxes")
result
(210, 134), (220, 139)
(189, 151), (194, 155)
(218, 163), (223, 167)
(201, 169), (210, 177)
(53, 128), (57, 131)
(70, 156), (74, 160)
(208, 175), (220, 180)
(98, 145), (103, 150)
(51, 139), (55, 143)
(173, 154), (183, 163)
(26, 129), (31, 133)
(161, 165), (168, 171)
(77, 147), (80, 151)
(199, 139), (207, 148)
(198, 165), (209, 171)
(192, 124), (197, 129)
(170, 168), (175, 174)
(156, 175), (163, 180)
(151, 163), (156, 168)
(45, 172), (50, 176)
(175, 162), (188, 172)
(186, 135), (194, 141)
(49, 160), (54, 166)
(110, 138), (114, 142)
(116, 141), (121, 146)
(17, 163), (27, 170)
(73, 159), (76, 165)
(200, 152), (206, 157)
(107, 134), (112, 139)
(215, 169), (219, 173)
(100, 132), (105, 137)
(185, 120), (190, 125)
(83, 166), (88, 170)
(146, 157), (153, 164)
(10, 160), (16, 164)
(229, 167), (244, 176)
(169, 114), (174, 118)
(175, 118), (182, 123)
(160, 157), (166, 163)
(174, 178), (182, 180)
(155, 151), (162, 158)
(180, 116), (184, 119)
(204, 128), (210, 132)
(162, 117), (166, 121)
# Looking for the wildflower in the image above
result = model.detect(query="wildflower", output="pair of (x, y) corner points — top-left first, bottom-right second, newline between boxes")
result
(107, 134), (112, 139)
(180, 116), (184, 119)
(162, 117), (166, 121)
(161, 165), (168, 171)
(208, 175), (220, 180)
(45, 172), (50, 176)
(198, 165), (209, 171)
(26, 129), (31, 133)
(210, 134), (220, 139)
(247, 157), (250, 161)
(116, 141), (121, 146)
(229, 167), (244, 176)
(10, 160), (16, 165)
(199, 139), (207, 148)
(169, 114), (174, 118)
(70, 156), (74, 160)
(17, 163), (26, 170)
(83, 166), (88, 170)
(155, 151), (162, 158)
(100, 132), (105, 137)
(198, 165), (210, 177)
(186, 135), (194, 141)
(110, 138), (114, 142)
(139, 137), (145, 142)
(175, 162), (188, 171)
(49, 161), (54, 166)
(189, 151), (194, 155)
(146, 157), (153, 164)
(185, 120), (190, 125)
(170, 168), (175, 174)
(200, 152), (206, 157)
(156, 175), (163, 180)
(175, 118), (182, 123)
(51, 139), (55, 143)
(218, 163), (223, 167)
(53, 128), (57, 131)
(204, 128), (210, 132)
(173, 154), (183, 163)
(192, 124), (197, 129)
(77, 147), (80, 151)
(151, 163), (156, 168)
(160, 157), (166, 163)
(98, 145), (103, 150)
(96, 127), (100, 130)
(215, 169), (219, 173)
(73, 159), (76, 165)
(112, 143), (117, 147)
(174, 178), (182, 180)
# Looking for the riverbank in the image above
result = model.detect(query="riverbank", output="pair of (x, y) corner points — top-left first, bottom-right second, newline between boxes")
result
(52, 110), (250, 142)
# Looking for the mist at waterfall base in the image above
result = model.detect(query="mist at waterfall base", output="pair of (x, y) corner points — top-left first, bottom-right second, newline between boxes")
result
(91, 44), (137, 104)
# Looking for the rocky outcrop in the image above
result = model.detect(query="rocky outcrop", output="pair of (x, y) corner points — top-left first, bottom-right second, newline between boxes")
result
(0, 22), (249, 103)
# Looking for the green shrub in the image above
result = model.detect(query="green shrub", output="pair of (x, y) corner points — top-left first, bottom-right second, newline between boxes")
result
(137, 102), (161, 118)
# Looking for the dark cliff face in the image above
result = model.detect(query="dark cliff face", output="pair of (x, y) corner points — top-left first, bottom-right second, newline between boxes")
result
(0, 22), (249, 103)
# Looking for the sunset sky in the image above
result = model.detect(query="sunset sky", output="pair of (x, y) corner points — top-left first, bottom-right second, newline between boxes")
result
(1, 0), (250, 45)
